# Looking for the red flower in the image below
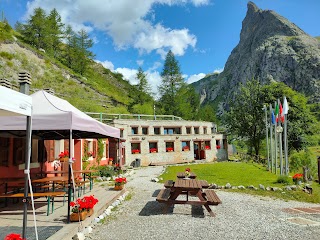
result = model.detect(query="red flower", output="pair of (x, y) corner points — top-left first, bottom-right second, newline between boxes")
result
(185, 168), (191, 172)
(70, 195), (98, 212)
(132, 149), (140, 154)
(205, 146), (211, 150)
(293, 173), (303, 180)
(59, 150), (69, 158)
(166, 147), (174, 152)
(115, 177), (127, 186)
(5, 233), (25, 240)
(149, 148), (157, 153)
(216, 145), (221, 149)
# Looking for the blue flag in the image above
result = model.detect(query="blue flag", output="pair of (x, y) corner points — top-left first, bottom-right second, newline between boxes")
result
(271, 110), (276, 125)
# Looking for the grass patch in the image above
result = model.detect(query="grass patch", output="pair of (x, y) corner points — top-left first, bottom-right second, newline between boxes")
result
(159, 162), (320, 203)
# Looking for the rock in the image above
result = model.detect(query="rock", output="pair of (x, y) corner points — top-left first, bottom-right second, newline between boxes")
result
(209, 183), (218, 189)
(247, 185), (255, 189)
(72, 232), (85, 240)
(271, 187), (279, 191)
(193, 1), (320, 109)
(238, 185), (245, 190)
(225, 183), (232, 189)
(259, 184), (265, 190)
(151, 177), (159, 182)
(266, 187), (271, 191)
(284, 186), (292, 191)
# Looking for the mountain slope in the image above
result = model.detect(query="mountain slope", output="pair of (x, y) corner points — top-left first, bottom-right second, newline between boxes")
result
(0, 24), (134, 113)
(195, 1), (320, 111)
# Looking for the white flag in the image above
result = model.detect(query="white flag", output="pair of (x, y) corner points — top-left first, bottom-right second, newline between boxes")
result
(283, 96), (289, 114)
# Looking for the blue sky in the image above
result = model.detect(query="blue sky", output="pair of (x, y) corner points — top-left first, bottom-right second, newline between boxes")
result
(1, 0), (320, 96)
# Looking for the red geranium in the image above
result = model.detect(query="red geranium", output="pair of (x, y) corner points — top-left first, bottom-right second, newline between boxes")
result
(59, 150), (69, 158)
(150, 148), (157, 153)
(132, 149), (140, 154)
(115, 177), (127, 186)
(4, 233), (25, 240)
(216, 145), (221, 149)
(166, 147), (174, 152)
(70, 195), (98, 213)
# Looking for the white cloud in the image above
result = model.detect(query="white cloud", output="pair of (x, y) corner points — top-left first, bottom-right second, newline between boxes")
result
(185, 73), (206, 84)
(136, 60), (144, 66)
(95, 60), (114, 71)
(25, 0), (205, 57)
(213, 67), (224, 74)
(115, 68), (138, 85)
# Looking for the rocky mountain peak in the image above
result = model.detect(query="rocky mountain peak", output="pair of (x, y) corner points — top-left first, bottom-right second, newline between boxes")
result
(195, 1), (320, 107)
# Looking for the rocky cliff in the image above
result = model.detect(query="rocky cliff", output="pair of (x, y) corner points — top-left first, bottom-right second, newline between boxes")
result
(196, 1), (320, 109)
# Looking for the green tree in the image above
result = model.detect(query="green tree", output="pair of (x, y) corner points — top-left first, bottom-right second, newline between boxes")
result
(135, 67), (152, 105)
(62, 25), (77, 69)
(75, 29), (94, 75)
(158, 50), (184, 115)
(46, 8), (64, 58)
(290, 148), (317, 181)
(20, 7), (47, 49)
(175, 84), (200, 120)
(224, 79), (265, 155)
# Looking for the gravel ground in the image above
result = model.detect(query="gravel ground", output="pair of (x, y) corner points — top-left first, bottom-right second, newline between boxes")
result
(87, 166), (320, 240)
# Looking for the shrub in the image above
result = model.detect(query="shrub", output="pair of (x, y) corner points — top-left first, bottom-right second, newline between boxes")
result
(98, 165), (115, 177)
(276, 175), (291, 185)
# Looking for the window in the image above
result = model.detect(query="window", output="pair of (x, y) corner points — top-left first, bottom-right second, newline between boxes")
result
(131, 143), (141, 154)
(186, 127), (191, 134)
(182, 141), (190, 151)
(216, 139), (221, 149)
(13, 138), (26, 165)
(120, 129), (124, 138)
(154, 127), (160, 135)
(0, 137), (9, 166)
(203, 127), (207, 134)
(211, 127), (216, 133)
(164, 127), (181, 135)
(131, 127), (138, 135)
(149, 142), (158, 153)
(142, 127), (148, 135)
(205, 141), (211, 150)
(165, 142), (174, 152)
(194, 127), (199, 134)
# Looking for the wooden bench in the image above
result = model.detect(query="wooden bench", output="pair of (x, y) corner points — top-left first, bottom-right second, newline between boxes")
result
(164, 180), (174, 188)
(156, 189), (171, 203)
(0, 191), (66, 215)
(203, 189), (222, 205)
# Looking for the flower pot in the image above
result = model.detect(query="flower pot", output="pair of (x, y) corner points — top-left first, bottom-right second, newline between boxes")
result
(60, 157), (69, 162)
(114, 185), (124, 190)
(87, 208), (94, 217)
(70, 211), (87, 222)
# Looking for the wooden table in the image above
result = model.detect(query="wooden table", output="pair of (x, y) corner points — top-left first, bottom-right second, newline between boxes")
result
(157, 179), (221, 217)
(176, 172), (197, 179)
(32, 176), (68, 192)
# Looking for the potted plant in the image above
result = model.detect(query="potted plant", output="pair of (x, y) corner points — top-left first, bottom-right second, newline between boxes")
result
(216, 145), (221, 149)
(182, 146), (190, 151)
(185, 167), (191, 178)
(149, 148), (157, 153)
(82, 195), (98, 217)
(58, 150), (69, 162)
(205, 145), (211, 150)
(166, 147), (174, 152)
(132, 149), (140, 154)
(114, 177), (127, 190)
(4, 233), (25, 240)
(292, 173), (303, 185)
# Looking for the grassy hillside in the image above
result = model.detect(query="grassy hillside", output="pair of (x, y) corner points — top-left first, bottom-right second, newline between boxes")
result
(0, 21), (133, 113)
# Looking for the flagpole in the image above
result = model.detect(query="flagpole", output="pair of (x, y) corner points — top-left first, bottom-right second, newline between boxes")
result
(270, 104), (274, 173)
(264, 105), (270, 171)
(274, 101), (278, 175)
(283, 96), (289, 175)
(278, 99), (283, 175)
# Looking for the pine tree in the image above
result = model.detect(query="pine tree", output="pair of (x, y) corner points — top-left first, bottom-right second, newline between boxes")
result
(21, 7), (47, 49)
(158, 50), (184, 115)
(136, 67), (152, 105)
(76, 29), (95, 75)
(46, 8), (64, 58)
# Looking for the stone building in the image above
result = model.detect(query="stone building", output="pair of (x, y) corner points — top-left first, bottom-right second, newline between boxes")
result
(110, 115), (228, 167)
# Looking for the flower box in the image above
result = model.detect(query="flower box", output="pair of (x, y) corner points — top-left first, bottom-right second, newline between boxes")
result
(132, 149), (140, 154)
(166, 147), (174, 152)
(114, 185), (124, 190)
(205, 146), (211, 150)
(216, 145), (221, 149)
(149, 148), (157, 153)
(70, 211), (87, 222)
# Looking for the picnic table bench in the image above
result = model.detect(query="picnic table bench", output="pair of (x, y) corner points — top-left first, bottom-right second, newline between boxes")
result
(0, 191), (66, 215)
(157, 179), (221, 217)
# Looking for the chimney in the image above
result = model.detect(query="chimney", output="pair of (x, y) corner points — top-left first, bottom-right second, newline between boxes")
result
(18, 72), (31, 94)
(0, 78), (12, 89)
(43, 88), (55, 95)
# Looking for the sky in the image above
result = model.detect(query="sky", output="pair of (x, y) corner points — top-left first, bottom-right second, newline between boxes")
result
(1, 0), (320, 97)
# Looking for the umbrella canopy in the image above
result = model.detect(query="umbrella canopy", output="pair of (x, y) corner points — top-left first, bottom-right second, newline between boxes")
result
(0, 90), (119, 139)
(0, 86), (32, 116)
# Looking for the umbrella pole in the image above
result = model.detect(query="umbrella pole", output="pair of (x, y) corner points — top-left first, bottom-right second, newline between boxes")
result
(67, 130), (73, 223)
(22, 115), (32, 238)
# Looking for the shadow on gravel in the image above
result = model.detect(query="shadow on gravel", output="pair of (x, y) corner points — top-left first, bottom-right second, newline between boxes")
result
(139, 201), (174, 216)
(191, 205), (205, 218)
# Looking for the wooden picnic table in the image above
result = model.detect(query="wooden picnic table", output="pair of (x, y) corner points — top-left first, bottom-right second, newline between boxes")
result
(32, 176), (68, 192)
(176, 172), (197, 179)
(157, 179), (221, 217)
